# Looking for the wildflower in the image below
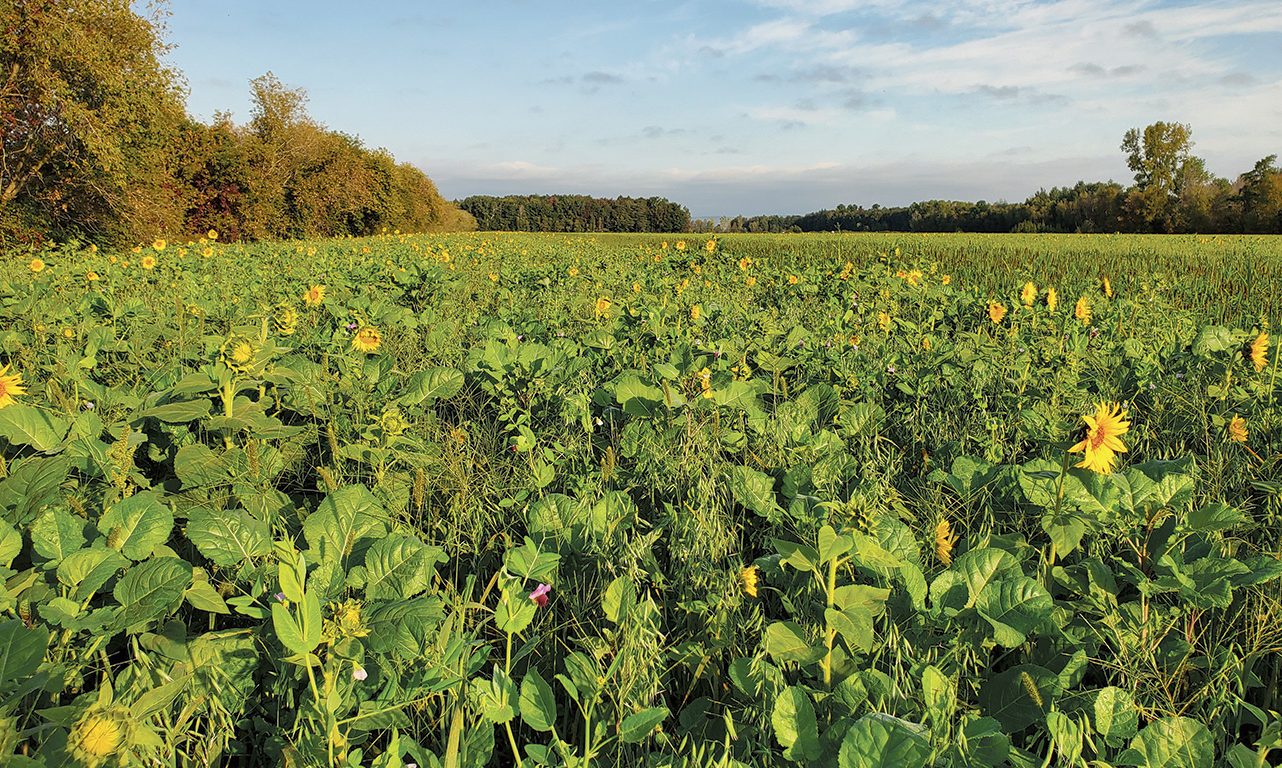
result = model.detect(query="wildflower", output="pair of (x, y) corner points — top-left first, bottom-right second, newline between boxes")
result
(273, 304), (298, 336)
(352, 326), (382, 354)
(488, 272), (499, 283)
(838, 261), (853, 280)
(594, 297), (612, 318)
(529, 583), (552, 608)
(1021, 282), (1037, 306)
(202, 246), (213, 257)
(922, 336), (932, 351)
(788, 274), (800, 285)
(988, 302), (1007, 324)
(741, 566), (759, 598)
(1228, 415), (1248, 443)
(0, 365), (26, 409)
(1074, 296), (1091, 325)
(1250, 331), (1269, 372)
(1046, 287), (1058, 312)
(632, 282), (642, 294)
(935, 519), (958, 566)
(877, 311), (892, 332)
(68, 704), (133, 767)
(273, 592), (287, 603)
(303, 284), (326, 306)
(1102, 276), (1113, 298)
(904, 269), (923, 286)
(1069, 401), (1130, 474)
(29, 258), (45, 273)
(696, 367), (713, 398)
(152, 238), (166, 252)
(141, 255), (157, 270)
(61, 327), (74, 339)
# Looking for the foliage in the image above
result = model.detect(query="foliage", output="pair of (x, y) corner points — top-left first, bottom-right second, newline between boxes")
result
(0, 230), (1278, 768)
(458, 195), (691, 233)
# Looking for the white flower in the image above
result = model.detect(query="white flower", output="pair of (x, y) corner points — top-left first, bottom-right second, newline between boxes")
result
(353, 665), (368, 681)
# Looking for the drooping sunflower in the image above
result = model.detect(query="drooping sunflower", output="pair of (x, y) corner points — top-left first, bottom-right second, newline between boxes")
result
(1228, 415), (1248, 443)
(740, 565), (759, 598)
(303, 284), (326, 306)
(1045, 287), (1058, 312)
(696, 367), (713, 398)
(934, 519), (958, 566)
(689, 304), (702, 322)
(1074, 296), (1091, 325)
(988, 302), (1008, 324)
(1250, 331), (1269, 373)
(273, 303), (298, 336)
(0, 365), (26, 409)
(877, 311), (892, 332)
(1069, 401), (1130, 474)
(1021, 282), (1037, 306)
(1102, 276), (1113, 298)
(352, 326), (382, 354)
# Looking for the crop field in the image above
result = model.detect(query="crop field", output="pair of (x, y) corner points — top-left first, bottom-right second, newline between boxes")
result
(0, 231), (1279, 768)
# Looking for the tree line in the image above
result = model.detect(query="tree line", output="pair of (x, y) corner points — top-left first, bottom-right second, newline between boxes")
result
(457, 195), (691, 233)
(1, 1), (473, 247)
(695, 123), (1282, 235)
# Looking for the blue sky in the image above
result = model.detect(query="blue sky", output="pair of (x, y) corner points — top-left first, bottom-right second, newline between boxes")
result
(161, 0), (1282, 217)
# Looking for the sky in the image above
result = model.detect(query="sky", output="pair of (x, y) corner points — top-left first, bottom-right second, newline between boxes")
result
(159, 0), (1282, 218)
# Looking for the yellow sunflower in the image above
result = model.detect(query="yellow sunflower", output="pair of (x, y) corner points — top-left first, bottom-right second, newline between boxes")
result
(988, 302), (1007, 324)
(207, 229), (218, 241)
(1069, 401), (1130, 474)
(1074, 296), (1091, 325)
(1228, 415), (1248, 443)
(352, 326), (382, 354)
(68, 704), (133, 767)
(140, 255), (157, 270)
(1046, 287), (1058, 312)
(1250, 331), (1269, 373)
(0, 365), (26, 409)
(935, 519), (958, 566)
(740, 565), (759, 598)
(1021, 282), (1037, 306)
(594, 296), (612, 318)
(1102, 276), (1113, 298)
(303, 284), (326, 306)
(86, 270), (100, 282)
(29, 258), (45, 273)
(151, 238), (166, 252)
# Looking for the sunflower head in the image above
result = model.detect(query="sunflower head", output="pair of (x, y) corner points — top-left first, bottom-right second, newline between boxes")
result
(0, 364), (26, 410)
(740, 566), (759, 598)
(220, 335), (259, 373)
(68, 704), (134, 767)
(140, 255), (157, 270)
(1228, 415), (1248, 443)
(935, 519), (959, 566)
(1069, 401), (1130, 474)
(1102, 276), (1113, 298)
(1021, 282), (1037, 306)
(29, 258), (45, 273)
(594, 297), (612, 318)
(1074, 296), (1091, 325)
(988, 301), (1008, 324)
(1249, 331), (1269, 373)
(303, 284), (326, 307)
(273, 303), (298, 336)
(151, 239), (166, 252)
(352, 326), (382, 354)
(1045, 287), (1058, 312)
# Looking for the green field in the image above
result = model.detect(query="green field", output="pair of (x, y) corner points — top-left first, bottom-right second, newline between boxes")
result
(0, 232), (1279, 767)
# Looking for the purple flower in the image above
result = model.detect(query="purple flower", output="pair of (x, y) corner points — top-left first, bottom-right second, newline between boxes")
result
(345, 322), (358, 331)
(529, 583), (552, 608)
(273, 592), (287, 603)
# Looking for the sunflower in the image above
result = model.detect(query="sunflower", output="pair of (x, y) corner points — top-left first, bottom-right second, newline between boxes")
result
(207, 229), (218, 240)
(352, 326), (382, 354)
(1069, 401), (1130, 474)
(675, 240), (687, 251)
(86, 270), (100, 282)
(632, 282), (642, 294)
(941, 275), (951, 285)
(689, 304), (701, 322)
(1046, 287), (1058, 312)
(838, 261), (853, 280)
(746, 276), (757, 287)
(29, 257), (45, 273)
(738, 256), (752, 271)
(934, 519), (958, 566)
(303, 284), (326, 306)
(568, 266), (580, 277)
(1228, 415), (1248, 443)
(705, 239), (717, 253)
(1074, 296), (1091, 325)
(696, 367), (712, 398)
(0, 365), (26, 409)
(220, 335), (258, 373)
(594, 296), (612, 318)
(151, 238), (166, 252)
(877, 311), (892, 332)
(140, 255), (157, 270)
(1250, 331), (1269, 373)
(68, 704), (134, 767)
(740, 565), (759, 598)
(273, 304), (298, 336)
(788, 274), (800, 285)
(1102, 276), (1113, 298)
(1021, 282), (1037, 306)
(988, 302), (1007, 324)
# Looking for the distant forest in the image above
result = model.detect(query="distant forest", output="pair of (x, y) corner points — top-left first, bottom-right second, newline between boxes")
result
(695, 124), (1282, 235)
(458, 195), (691, 233)
(1, 2), (473, 247)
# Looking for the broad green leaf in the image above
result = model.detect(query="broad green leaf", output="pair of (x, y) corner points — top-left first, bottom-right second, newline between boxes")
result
(764, 621), (821, 664)
(1128, 716), (1213, 768)
(1093, 687), (1138, 747)
(1042, 508), (1087, 556)
(272, 603), (307, 655)
(0, 405), (68, 452)
(0, 619), (49, 685)
(772, 686), (820, 762)
(619, 706), (669, 744)
(0, 521), (21, 568)
(494, 585), (537, 636)
(98, 490), (173, 561)
(960, 716), (1009, 766)
(975, 575), (1054, 647)
(135, 399), (210, 423)
(186, 507), (271, 567)
(113, 557), (193, 630)
(921, 666), (955, 726)
(614, 375), (666, 417)
(303, 486), (388, 564)
(30, 508), (86, 564)
(956, 548), (1021, 609)
(365, 535), (439, 600)
(1187, 503), (1243, 533)
(174, 444), (232, 488)
(602, 576), (636, 624)
(979, 665), (1054, 732)
(57, 547), (128, 600)
(475, 665), (518, 724)
(818, 525), (853, 563)
(519, 667), (557, 732)
(838, 713), (930, 768)
(729, 466), (780, 518)
(400, 367), (465, 405)
(825, 606), (874, 653)
(0, 456), (71, 525)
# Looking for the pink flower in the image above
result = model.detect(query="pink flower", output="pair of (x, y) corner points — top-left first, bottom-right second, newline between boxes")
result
(529, 583), (552, 608)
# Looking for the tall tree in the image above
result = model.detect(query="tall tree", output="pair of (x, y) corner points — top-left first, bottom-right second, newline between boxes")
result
(1120, 121), (1204, 232)
(1, 0), (187, 244)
